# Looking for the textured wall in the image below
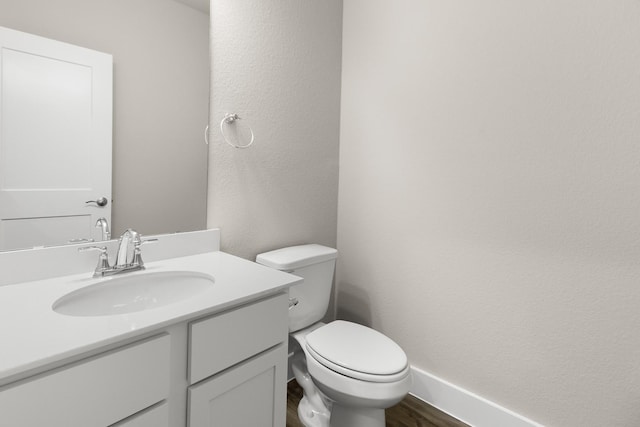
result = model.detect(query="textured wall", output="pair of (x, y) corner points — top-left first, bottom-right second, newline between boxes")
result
(338, 1), (640, 426)
(0, 0), (209, 237)
(207, 0), (342, 261)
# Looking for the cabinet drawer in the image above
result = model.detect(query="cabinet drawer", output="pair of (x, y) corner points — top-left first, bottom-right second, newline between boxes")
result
(0, 334), (170, 427)
(189, 292), (288, 384)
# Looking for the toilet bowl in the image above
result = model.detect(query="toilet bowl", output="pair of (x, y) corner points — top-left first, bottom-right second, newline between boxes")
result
(292, 321), (411, 427)
(256, 244), (411, 427)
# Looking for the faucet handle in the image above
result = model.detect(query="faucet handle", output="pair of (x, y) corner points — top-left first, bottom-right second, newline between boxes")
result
(78, 245), (108, 254)
(78, 245), (111, 277)
(131, 238), (158, 269)
(137, 238), (158, 247)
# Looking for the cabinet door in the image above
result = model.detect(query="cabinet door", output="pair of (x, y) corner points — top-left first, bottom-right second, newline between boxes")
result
(188, 344), (287, 427)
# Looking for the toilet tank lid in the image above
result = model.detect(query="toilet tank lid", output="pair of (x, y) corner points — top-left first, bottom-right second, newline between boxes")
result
(256, 244), (337, 270)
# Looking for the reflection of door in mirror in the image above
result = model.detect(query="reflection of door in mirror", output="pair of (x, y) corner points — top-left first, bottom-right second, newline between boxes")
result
(0, 26), (112, 251)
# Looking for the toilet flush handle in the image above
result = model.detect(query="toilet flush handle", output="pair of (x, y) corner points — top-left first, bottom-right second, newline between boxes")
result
(289, 297), (299, 309)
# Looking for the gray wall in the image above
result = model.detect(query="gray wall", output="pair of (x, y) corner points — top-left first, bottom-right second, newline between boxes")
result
(338, 1), (640, 426)
(207, 0), (343, 261)
(0, 0), (209, 236)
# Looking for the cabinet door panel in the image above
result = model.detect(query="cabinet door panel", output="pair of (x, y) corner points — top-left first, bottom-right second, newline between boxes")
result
(188, 344), (287, 427)
(0, 334), (170, 427)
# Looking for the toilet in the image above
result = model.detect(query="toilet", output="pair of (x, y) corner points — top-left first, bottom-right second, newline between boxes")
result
(256, 244), (411, 427)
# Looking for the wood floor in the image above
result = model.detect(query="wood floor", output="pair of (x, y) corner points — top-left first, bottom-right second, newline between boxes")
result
(286, 380), (470, 427)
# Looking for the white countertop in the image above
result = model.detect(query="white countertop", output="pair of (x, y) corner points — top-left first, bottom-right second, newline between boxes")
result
(0, 250), (301, 385)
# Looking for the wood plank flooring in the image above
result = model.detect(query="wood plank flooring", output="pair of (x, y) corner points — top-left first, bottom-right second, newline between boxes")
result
(286, 380), (470, 427)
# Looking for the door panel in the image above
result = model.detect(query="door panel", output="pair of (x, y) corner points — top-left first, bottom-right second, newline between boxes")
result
(0, 26), (112, 250)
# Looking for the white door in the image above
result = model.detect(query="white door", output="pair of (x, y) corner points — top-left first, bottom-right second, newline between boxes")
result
(0, 26), (112, 250)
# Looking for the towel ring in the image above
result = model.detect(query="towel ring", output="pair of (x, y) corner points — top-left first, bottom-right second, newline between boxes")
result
(220, 113), (254, 149)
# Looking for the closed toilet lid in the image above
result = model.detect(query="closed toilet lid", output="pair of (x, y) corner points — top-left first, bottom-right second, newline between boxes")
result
(305, 321), (408, 380)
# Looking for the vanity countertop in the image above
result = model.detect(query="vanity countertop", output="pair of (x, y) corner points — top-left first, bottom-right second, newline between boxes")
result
(0, 250), (301, 385)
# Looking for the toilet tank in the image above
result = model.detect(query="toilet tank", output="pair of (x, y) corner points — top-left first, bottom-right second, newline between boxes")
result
(256, 244), (338, 332)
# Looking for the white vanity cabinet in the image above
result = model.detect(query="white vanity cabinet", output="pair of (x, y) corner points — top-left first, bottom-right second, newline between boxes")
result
(187, 292), (289, 427)
(0, 236), (299, 427)
(0, 291), (291, 427)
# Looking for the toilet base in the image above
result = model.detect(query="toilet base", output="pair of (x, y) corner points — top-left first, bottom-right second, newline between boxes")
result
(298, 395), (331, 427)
(330, 404), (385, 427)
(291, 343), (331, 427)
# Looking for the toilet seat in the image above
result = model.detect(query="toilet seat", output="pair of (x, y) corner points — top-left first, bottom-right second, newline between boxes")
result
(305, 321), (409, 383)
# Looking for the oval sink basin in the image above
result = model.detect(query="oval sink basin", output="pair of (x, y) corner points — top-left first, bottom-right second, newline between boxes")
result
(52, 271), (215, 317)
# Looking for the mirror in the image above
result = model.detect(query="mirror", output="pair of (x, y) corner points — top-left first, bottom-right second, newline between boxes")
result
(0, 0), (210, 251)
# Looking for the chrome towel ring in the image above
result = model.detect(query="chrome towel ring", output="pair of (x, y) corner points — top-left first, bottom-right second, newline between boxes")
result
(219, 113), (254, 149)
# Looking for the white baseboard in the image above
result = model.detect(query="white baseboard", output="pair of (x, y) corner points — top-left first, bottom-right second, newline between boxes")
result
(410, 366), (544, 427)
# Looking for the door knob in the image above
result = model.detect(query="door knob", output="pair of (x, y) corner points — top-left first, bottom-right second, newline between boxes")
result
(86, 197), (108, 207)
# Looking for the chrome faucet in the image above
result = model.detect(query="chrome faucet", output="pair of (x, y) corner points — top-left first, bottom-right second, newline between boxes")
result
(114, 228), (141, 268)
(95, 217), (110, 241)
(79, 229), (157, 277)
